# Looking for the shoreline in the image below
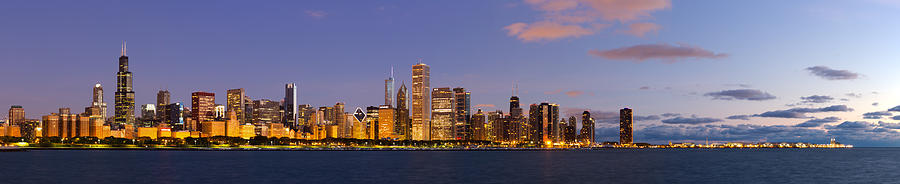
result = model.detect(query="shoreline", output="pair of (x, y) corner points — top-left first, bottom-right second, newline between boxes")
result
(10, 147), (855, 152)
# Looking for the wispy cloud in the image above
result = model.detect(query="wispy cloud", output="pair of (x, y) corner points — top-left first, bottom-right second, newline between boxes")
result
(704, 89), (776, 101)
(619, 22), (660, 37)
(806, 66), (859, 80)
(305, 10), (327, 19)
(795, 117), (841, 127)
(589, 43), (728, 62)
(505, 0), (670, 42)
(661, 116), (723, 125)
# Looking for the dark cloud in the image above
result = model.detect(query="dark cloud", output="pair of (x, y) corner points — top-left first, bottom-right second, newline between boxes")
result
(863, 111), (892, 119)
(661, 116), (723, 125)
(892, 116), (900, 120)
(828, 121), (875, 130)
(753, 105), (854, 119)
(879, 122), (900, 129)
(889, 105), (900, 112)
(661, 113), (680, 117)
(704, 89), (776, 101)
(588, 43), (728, 62)
(726, 115), (751, 120)
(846, 93), (863, 98)
(806, 66), (859, 80)
(794, 117), (841, 127)
(873, 102), (880, 106)
(635, 115), (661, 121)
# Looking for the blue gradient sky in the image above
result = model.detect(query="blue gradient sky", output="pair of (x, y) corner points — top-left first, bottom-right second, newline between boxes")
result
(3, 0), (900, 145)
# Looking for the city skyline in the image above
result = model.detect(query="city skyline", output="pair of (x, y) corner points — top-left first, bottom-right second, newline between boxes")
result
(3, 0), (900, 146)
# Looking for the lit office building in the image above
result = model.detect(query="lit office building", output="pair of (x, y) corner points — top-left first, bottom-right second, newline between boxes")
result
(156, 90), (170, 121)
(453, 87), (471, 140)
(252, 99), (281, 125)
(579, 111), (594, 144)
(8, 105), (24, 126)
(366, 106), (380, 139)
(227, 88), (247, 124)
(226, 111), (240, 137)
(378, 105), (396, 139)
(620, 108), (633, 145)
(471, 109), (486, 141)
(563, 117), (577, 143)
(283, 83), (298, 129)
(529, 103), (559, 144)
(395, 82), (411, 140)
(191, 92), (216, 123)
(431, 87), (455, 140)
(411, 62), (430, 140)
(114, 42), (136, 126)
(92, 83), (108, 120)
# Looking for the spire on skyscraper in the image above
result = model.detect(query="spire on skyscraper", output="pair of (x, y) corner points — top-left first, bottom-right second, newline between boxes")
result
(121, 41), (127, 56)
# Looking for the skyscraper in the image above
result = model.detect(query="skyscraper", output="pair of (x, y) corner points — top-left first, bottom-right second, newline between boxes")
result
(620, 108), (633, 145)
(580, 111), (594, 144)
(156, 90), (170, 121)
(8, 106), (24, 126)
(395, 82), (411, 140)
(191, 92), (216, 123)
(252, 99), (281, 125)
(92, 83), (107, 120)
(227, 88), (247, 124)
(472, 109), (486, 141)
(411, 62), (430, 140)
(284, 83), (298, 129)
(385, 67), (394, 106)
(529, 103), (559, 144)
(431, 87), (454, 140)
(453, 87), (471, 140)
(115, 42), (135, 126)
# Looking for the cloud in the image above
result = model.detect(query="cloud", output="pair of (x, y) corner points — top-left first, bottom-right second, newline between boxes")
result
(635, 115), (661, 121)
(305, 10), (327, 19)
(507, 0), (670, 42)
(795, 117), (841, 127)
(753, 105), (854, 119)
(873, 102), (880, 106)
(589, 43), (728, 62)
(561, 108), (617, 123)
(863, 111), (892, 119)
(661, 113), (680, 117)
(565, 90), (585, 97)
(704, 89), (776, 101)
(800, 95), (834, 104)
(620, 22), (660, 37)
(504, 21), (598, 42)
(805, 66), (859, 80)
(544, 89), (563, 95)
(889, 105), (900, 112)
(846, 93), (863, 98)
(726, 115), (751, 120)
(474, 104), (497, 109)
(828, 121), (875, 130)
(661, 116), (723, 125)
(639, 86), (650, 90)
(892, 116), (900, 120)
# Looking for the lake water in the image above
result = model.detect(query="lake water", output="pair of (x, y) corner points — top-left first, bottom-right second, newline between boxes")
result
(1, 148), (897, 184)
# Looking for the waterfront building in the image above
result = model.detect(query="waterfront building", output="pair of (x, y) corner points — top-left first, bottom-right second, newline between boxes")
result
(115, 42), (136, 126)
(620, 108), (633, 145)
(201, 121), (226, 137)
(191, 91), (216, 124)
(138, 127), (158, 139)
(529, 103), (559, 144)
(226, 111), (240, 137)
(92, 83), (108, 120)
(453, 87), (471, 140)
(284, 83), (298, 129)
(366, 106), (380, 139)
(471, 109), (486, 141)
(563, 117), (577, 143)
(240, 124), (255, 139)
(487, 110), (504, 141)
(411, 62), (431, 140)
(333, 103), (348, 138)
(378, 105), (396, 139)
(252, 99), (281, 125)
(395, 82), (411, 140)
(431, 87), (455, 140)
(8, 105), (24, 126)
(579, 111), (594, 144)
(227, 88), (247, 124)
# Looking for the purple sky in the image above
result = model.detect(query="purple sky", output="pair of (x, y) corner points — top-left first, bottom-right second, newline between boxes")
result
(3, 0), (900, 146)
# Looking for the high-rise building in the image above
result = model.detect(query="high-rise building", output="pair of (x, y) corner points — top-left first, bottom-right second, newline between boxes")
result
(284, 83), (298, 129)
(563, 117), (577, 143)
(191, 92), (216, 124)
(333, 103), (349, 138)
(366, 106), (380, 139)
(92, 83), (108, 120)
(471, 109), (486, 141)
(579, 111), (594, 144)
(156, 90), (170, 121)
(529, 103), (559, 144)
(377, 105), (396, 139)
(252, 99), (281, 125)
(431, 87), (455, 140)
(226, 88), (247, 124)
(115, 42), (136, 126)
(162, 103), (184, 126)
(395, 82), (411, 140)
(140, 104), (156, 127)
(453, 87), (471, 140)
(8, 106), (24, 126)
(385, 67), (394, 106)
(620, 108), (633, 145)
(226, 110), (240, 137)
(411, 62), (430, 140)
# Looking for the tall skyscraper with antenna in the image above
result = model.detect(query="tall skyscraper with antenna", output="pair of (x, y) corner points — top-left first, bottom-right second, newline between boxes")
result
(385, 67), (394, 106)
(114, 41), (135, 126)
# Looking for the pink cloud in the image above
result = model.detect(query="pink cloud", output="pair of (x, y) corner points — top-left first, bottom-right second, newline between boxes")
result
(620, 22), (660, 37)
(507, 0), (670, 42)
(544, 89), (564, 95)
(504, 21), (596, 42)
(565, 90), (585, 97)
(588, 43), (728, 62)
(305, 10), (327, 19)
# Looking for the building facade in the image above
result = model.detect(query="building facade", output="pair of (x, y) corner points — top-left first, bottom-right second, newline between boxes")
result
(431, 87), (454, 140)
(411, 63), (430, 140)
(115, 42), (136, 126)
(191, 92), (216, 124)
(620, 108), (633, 145)
(453, 87), (471, 140)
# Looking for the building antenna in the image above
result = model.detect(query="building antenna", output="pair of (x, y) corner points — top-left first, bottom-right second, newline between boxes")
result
(121, 41), (127, 56)
(390, 65), (394, 79)
(417, 57), (424, 64)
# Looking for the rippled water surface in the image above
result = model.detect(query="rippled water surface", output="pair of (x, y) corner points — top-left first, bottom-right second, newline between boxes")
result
(2, 148), (897, 184)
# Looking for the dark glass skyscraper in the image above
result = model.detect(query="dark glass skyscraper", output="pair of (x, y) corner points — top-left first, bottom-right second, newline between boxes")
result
(620, 108), (633, 145)
(284, 83), (298, 129)
(114, 42), (135, 126)
(395, 82), (411, 140)
(580, 111), (594, 144)
(453, 87), (471, 140)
